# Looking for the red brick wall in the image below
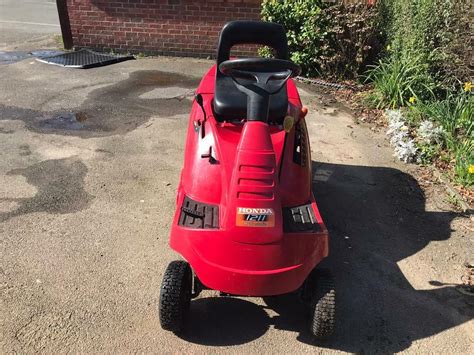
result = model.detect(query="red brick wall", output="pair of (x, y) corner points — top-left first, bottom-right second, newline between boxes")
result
(66, 0), (262, 57)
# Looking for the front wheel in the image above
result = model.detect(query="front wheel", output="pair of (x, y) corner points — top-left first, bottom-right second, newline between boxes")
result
(308, 269), (336, 339)
(159, 260), (192, 332)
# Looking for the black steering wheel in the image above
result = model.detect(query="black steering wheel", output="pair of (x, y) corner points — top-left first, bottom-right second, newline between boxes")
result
(218, 58), (301, 122)
(219, 58), (301, 95)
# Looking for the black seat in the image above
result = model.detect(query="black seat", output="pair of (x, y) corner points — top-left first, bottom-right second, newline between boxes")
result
(213, 21), (290, 122)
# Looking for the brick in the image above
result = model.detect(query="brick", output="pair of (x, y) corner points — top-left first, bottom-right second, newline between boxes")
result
(66, 0), (261, 57)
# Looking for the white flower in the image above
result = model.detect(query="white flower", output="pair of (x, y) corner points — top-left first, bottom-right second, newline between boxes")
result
(417, 120), (444, 144)
(385, 109), (418, 163)
(387, 119), (405, 136)
(393, 139), (418, 163)
(386, 109), (405, 135)
(389, 130), (408, 146)
(385, 109), (404, 122)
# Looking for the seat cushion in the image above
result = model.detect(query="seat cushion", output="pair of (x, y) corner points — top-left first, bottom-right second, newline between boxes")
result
(213, 75), (288, 122)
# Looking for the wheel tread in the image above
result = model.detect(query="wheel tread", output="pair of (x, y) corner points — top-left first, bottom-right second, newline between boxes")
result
(309, 269), (336, 339)
(159, 260), (191, 332)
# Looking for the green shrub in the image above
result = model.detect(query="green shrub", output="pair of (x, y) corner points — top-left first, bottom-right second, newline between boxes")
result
(261, 0), (327, 76)
(378, 0), (471, 89)
(453, 139), (473, 187)
(416, 93), (473, 187)
(408, 91), (473, 186)
(319, 3), (382, 79)
(365, 0), (472, 187)
(414, 93), (473, 141)
(364, 55), (435, 109)
(417, 143), (441, 165)
(261, 0), (381, 79)
(368, 0), (471, 104)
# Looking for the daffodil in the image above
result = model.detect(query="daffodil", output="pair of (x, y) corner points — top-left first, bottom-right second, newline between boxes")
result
(409, 96), (416, 104)
(464, 82), (472, 92)
(469, 165), (474, 174)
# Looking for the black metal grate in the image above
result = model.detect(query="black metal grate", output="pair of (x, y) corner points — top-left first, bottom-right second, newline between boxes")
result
(36, 49), (134, 69)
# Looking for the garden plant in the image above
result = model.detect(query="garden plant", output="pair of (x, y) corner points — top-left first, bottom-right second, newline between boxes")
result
(261, 0), (473, 188)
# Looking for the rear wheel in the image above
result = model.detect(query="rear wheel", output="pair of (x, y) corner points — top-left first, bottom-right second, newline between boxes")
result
(308, 269), (336, 339)
(159, 260), (192, 332)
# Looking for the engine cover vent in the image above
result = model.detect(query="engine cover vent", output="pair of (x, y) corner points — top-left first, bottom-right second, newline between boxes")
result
(179, 196), (219, 229)
(283, 203), (321, 233)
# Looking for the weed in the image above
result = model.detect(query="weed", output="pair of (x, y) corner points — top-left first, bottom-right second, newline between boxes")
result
(453, 139), (473, 187)
(53, 34), (64, 50)
(446, 191), (462, 209)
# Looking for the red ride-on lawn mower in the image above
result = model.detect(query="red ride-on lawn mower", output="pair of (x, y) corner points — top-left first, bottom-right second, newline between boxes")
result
(159, 21), (335, 339)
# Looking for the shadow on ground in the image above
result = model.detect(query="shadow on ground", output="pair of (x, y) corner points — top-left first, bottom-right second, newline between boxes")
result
(177, 162), (472, 352)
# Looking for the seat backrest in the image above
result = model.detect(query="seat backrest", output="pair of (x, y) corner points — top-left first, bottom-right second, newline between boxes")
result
(216, 21), (289, 66)
(213, 21), (290, 122)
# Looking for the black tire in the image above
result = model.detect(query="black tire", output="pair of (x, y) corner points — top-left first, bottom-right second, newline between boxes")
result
(159, 260), (192, 332)
(309, 269), (336, 340)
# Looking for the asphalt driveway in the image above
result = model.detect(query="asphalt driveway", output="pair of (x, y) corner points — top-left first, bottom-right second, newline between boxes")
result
(0, 3), (472, 351)
(0, 0), (60, 51)
(0, 54), (472, 353)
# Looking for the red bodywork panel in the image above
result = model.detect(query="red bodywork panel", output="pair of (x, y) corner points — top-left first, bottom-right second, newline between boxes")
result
(170, 65), (328, 296)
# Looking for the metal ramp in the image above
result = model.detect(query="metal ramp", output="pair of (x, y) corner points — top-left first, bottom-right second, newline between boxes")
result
(36, 49), (134, 68)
